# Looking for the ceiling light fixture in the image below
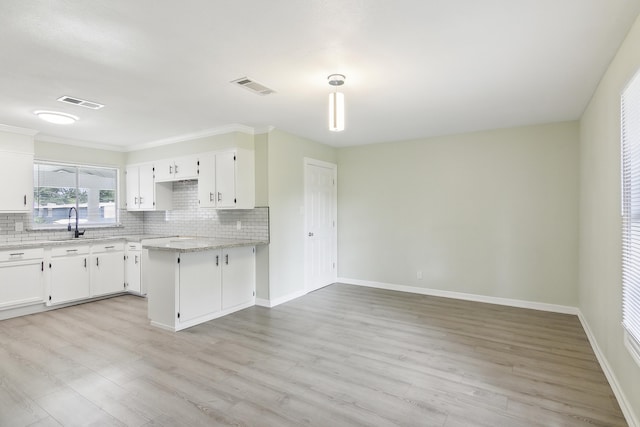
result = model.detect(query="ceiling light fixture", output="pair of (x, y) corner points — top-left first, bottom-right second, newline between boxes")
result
(34, 110), (78, 125)
(328, 74), (345, 132)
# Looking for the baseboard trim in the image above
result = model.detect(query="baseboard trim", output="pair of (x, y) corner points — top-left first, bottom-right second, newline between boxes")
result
(578, 311), (639, 427)
(337, 277), (579, 315)
(256, 289), (308, 308)
(255, 298), (272, 308)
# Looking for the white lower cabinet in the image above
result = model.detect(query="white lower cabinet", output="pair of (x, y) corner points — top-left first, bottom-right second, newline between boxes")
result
(222, 246), (256, 310)
(179, 250), (222, 323)
(48, 245), (90, 305)
(125, 242), (142, 294)
(147, 246), (255, 331)
(0, 248), (44, 309)
(90, 242), (125, 297)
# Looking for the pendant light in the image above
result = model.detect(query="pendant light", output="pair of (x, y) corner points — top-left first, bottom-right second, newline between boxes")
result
(328, 74), (345, 132)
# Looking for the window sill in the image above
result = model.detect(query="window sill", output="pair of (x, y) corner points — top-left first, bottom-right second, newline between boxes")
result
(28, 224), (123, 232)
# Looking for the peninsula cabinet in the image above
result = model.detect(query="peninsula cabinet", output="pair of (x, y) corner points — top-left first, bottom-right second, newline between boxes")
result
(0, 150), (33, 212)
(48, 245), (90, 305)
(126, 163), (172, 211)
(146, 245), (255, 331)
(197, 149), (255, 209)
(0, 248), (44, 309)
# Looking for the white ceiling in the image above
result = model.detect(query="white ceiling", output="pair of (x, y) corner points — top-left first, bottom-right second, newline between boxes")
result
(1, 0), (639, 151)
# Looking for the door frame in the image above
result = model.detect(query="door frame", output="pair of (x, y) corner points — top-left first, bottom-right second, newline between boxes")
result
(303, 157), (338, 292)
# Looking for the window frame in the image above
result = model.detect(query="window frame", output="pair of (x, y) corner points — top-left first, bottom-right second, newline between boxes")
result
(621, 69), (640, 368)
(32, 160), (120, 230)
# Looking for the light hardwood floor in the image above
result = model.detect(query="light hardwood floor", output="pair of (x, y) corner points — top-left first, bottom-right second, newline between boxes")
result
(0, 283), (627, 426)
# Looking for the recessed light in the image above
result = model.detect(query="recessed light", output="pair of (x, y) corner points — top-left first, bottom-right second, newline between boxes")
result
(34, 110), (79, 125)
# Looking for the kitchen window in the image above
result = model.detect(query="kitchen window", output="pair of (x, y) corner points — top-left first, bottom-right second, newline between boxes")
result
(621, 68), (640, 367)
(32, 162), (119, 228)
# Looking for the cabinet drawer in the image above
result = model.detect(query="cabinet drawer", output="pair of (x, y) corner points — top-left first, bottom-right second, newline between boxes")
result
(126, 242), (142, 251)
(0, 248), (45, 262)
(92, 242), (125, 254)
(51, 246), (90, 257)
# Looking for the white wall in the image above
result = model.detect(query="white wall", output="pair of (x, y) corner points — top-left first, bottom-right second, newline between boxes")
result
(265, 129), (337, 301)
(579, 13), (640, 424)
(338, 122), (579, 306)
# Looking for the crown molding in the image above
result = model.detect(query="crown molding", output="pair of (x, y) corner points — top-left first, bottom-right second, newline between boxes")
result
(35, 134), (127, 152)
(0, 124), (39, 136)
(124, 123), (260, 152)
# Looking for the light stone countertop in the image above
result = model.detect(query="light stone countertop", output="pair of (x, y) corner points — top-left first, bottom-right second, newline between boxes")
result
(142, 238), (268, 253)
(0, 235), (175, 251)
(0, 235), (268, 252)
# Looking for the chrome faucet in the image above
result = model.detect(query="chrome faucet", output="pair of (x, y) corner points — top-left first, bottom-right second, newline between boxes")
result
(67, 207), (85, 238)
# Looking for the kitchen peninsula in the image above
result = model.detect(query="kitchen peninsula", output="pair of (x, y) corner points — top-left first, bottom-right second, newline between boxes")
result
(143, 237), (266, 331)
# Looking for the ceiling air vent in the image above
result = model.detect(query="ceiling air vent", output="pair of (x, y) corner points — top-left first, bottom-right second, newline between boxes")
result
(57, 95), (104, 110)
(230, 77), (275, 96)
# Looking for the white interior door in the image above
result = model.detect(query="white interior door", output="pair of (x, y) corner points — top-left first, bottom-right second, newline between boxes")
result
(304, 158), (337, 292)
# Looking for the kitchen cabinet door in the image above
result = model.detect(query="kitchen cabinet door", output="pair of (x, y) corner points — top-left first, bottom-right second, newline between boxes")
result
(138, 163), (156, 210)
(215, 151), (236, 208)
(174, 155), (199, 180)
(125, 166), (140, 210)
(125, 243), (141, 294)
(0, 249), (44, 308)
(91, 245), (125, 297)
(221, 246), (255, 310)
(179, 250), (222, 323)
(197, 154), (216, 208)
(154, 155), (199, 182)
(0, 151), (33, 212)
(49, 248), (90, 305)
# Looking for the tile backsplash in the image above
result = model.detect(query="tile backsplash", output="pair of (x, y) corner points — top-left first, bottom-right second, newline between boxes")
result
(143, 181), (269, 240)
(0, 180), (268, 244)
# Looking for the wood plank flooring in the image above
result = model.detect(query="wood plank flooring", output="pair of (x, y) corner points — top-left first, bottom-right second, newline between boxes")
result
(0, 283), (627, 426)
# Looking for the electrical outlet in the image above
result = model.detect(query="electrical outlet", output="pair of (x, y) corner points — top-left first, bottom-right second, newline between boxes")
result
(417, 270), (423, 280)
(236, 220), (241, 230)
(15, 222), (23, 232)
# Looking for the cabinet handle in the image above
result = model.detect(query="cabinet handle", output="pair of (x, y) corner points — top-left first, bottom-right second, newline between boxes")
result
(175, 164), (179, 174)
(169, 165), (173, 174)
(218, 192), (222, 202)
(210, 192), (214, 202)
(84, 258), (87, 268)
(225, 254), (229, 265)
(139, 196), (144, 204)
(134, 196), (138, 205)
(104, 245), (115, 249)
(66, 249), (78, 253)
(135, 255), (139, 264)
(9, 252), (24, 257)
(96, 257), (99, 267)
(23, 195), (27, 206)
(308, 232), (314, 237)
(216, 255), (219, 266)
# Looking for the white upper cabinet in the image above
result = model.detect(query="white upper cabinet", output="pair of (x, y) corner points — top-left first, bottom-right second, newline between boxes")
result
(0, 151), (33, 212)
(126, 163), (172, 211)
(155, 155), (199, 182)
(197, 149), (255, 209)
